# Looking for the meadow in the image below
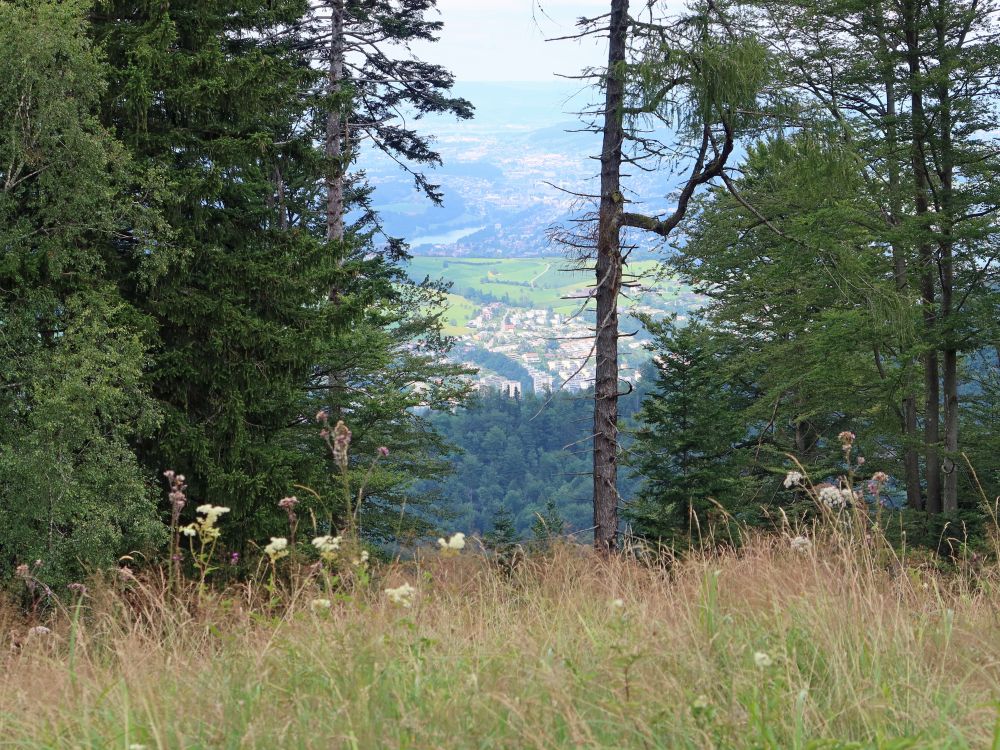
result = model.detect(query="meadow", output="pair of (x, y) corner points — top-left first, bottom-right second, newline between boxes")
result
(3, 534), (999, 749)
(409, 257), (682, 334)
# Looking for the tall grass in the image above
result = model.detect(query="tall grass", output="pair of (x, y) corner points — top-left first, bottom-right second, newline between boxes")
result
(3, 532), (1000, 749)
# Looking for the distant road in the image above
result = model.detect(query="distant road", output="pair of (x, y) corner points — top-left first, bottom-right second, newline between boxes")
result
(529, 263), (551, 288)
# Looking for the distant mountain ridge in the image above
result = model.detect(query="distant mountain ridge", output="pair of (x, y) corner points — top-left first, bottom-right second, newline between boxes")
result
(362, 81), (677, 257)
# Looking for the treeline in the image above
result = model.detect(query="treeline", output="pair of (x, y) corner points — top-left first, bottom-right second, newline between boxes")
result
(454, 347), (534, 394)
(623, 0), (1000, 546)
(425, 387), (648, 538)
(0, 0), (470, 586)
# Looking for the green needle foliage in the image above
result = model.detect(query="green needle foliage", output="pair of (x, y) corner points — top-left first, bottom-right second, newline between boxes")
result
(0, 0), (166, 586)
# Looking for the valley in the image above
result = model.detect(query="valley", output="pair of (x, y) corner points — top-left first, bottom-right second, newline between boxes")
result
(409, 256), (704, 393)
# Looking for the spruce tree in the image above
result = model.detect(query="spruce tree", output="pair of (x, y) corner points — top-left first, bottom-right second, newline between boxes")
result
(89, 0), (473, 548)
(90, 0), (344, 546)
(627, 319), (757, 542)
(530, 499), (567, 549)
(484, 504), (520, 557)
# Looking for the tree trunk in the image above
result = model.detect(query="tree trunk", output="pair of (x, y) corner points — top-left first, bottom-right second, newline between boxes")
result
(326, 0), (346, 254)
(904, 0), (942, 512)
(934, 9), (959, 513)
(593, 0), (629, 554)
(876, 1), (923, 510)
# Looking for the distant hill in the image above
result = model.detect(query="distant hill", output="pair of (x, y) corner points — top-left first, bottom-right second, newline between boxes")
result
(361, 82), (680, 257)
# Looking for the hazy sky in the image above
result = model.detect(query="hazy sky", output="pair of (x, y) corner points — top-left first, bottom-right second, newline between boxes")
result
(413, 0), (612, 82)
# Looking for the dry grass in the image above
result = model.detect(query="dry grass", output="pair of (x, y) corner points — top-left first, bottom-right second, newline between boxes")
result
(2, 535), (1000, 749)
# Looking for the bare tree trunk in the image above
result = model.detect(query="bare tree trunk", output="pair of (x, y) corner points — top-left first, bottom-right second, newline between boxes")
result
(326, 0), (346, 254)
(593, 0), (629, 554)
(325, 0), (347, 422)
(934, 9), (959, 513)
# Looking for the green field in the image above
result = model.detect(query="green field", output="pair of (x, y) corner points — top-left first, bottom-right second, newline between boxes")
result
(410, 257), (682, 334)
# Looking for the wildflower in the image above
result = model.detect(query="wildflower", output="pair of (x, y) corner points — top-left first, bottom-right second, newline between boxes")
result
(753, 651), (773, 668)
(837, 431), (856, 446)
(871, 471), (889, 484)
(818, 485), (853, 510)
(378, 446), (390, 457)
(437, 532), (466, 554)
(311, 535), (342, 562)
(790, 536), (811, 552)
(315, 409), (328, 424)
(331, 420), (352, 469)
(164, 470), (187, 524)
(856, 456), (866, 466)
(264, 537), (289, 561)
(311, 598), (332, 610)
(385, 582), (416, 608)
(610, 598), (625, 610)
(195, 504), (230, 524)
(229, 552), (240, 566)
(27, 626), (51, 637)
(15, 564), (29, 579)
(180, 524), (198, 537)
(352, 550), (370, 567)
(278, 496), (300, 529)
(67, 582), (87, 595)
(783, 471), (804, 489)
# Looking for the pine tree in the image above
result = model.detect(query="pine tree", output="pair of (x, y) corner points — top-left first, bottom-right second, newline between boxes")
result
(742, 0), (1000, 512)
(89, 0), (474, 549)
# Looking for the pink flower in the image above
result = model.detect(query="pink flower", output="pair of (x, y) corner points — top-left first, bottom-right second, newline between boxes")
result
(378, 446), (390, 457)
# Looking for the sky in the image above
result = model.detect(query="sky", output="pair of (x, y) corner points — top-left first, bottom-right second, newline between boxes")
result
(413, 0), (613, 82)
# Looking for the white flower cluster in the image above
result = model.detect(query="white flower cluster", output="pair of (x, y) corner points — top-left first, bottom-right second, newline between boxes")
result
(783, 471), (804, 489)
(790, 535), (811, 552)
(384, 582), (416, 608)
(264, 537), (289, 561)
(437, 532), (466, 555)
(180, 504), (230, 541)
(818, 486), (855, 510)
(754, 651), (773, 668)
(311, 535), (342, 562)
